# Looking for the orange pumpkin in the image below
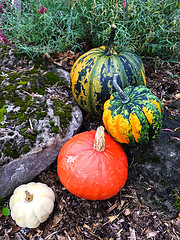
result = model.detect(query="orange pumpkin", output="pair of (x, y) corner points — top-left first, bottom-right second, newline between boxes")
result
(57, 126), (128, 200)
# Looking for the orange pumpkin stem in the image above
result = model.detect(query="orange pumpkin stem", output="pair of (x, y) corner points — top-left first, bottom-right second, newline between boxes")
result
(25, 190), (33, 202)
(94, 126), (105, 152)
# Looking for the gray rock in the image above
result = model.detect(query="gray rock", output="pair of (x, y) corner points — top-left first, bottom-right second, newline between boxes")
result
(0, 64), (83, 198)
(127, 110), (180, 217)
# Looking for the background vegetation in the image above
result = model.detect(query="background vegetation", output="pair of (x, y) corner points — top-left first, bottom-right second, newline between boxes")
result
(1, 0), (179, 60)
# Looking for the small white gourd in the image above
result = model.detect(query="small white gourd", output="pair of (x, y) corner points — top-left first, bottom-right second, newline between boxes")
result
(9, 182), (55, 228)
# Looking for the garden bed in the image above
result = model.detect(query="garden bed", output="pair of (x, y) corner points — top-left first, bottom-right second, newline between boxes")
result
(0, 43), (180, 239)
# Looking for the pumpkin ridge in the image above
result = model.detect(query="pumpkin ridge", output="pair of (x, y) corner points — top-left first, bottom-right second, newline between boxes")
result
(131, 99), (163, 143)
(71, 50), (97, 78)
(71, 45), (146, 115)
(115, 114), (130, 143)
(129, 100), (156, 142)
(111, 55), (129, 89)
(118, 53), (145, 87)
(88, 55), (109, 113)
(148, 99), (163, 114)
(109, 87), (156, 144)
(132, 99), (163, 142)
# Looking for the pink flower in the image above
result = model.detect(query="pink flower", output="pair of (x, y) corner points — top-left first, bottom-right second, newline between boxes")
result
(0, 2), (6, 13)
(68, 2), (72, 6)
(37, 6), (47, 14)
(0, 29), (11, 45)
(123, 0), (127, 12)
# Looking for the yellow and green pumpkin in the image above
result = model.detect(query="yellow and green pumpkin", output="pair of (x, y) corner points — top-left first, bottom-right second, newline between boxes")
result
(70, 25), (146, 116)
(103, 74), (164, 145)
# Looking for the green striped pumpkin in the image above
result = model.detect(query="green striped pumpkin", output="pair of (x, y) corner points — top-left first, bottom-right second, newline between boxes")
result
(103, 74), (164, 145)
(70, 25), (146, 116)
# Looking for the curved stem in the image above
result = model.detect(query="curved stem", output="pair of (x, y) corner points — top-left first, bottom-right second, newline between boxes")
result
(25, 190), (33, 202)
(113, 74), (130, 104)
(94, 126), (105, 152)
(104, 24), (117, 55)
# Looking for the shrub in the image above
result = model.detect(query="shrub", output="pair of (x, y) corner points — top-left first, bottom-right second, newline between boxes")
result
(1, 0), (179, 60)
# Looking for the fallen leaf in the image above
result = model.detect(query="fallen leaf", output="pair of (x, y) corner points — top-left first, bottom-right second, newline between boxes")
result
(83, 224), (91, 231)
(124, 208), (131, 216)
(129, 227), (136, 240)
(146, 229), (159, 238)
(108, 215), (118, 222)
(107, 201), (118, 213)
(51, 212), (64, 228)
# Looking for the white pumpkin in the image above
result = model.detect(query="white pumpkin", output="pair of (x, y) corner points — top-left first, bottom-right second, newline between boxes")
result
(9, 182), (55, 228)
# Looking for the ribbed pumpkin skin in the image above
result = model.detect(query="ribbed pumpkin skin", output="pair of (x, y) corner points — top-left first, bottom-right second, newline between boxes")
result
(103, 86), (164, 145)
(70, 46), (146, 116)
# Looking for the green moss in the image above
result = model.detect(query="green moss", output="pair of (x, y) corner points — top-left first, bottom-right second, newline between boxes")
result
(4, 145), (19, 159)
(0, 60), (74, 159)
(21, 133), (36, 141)
(53, 99), (72, 129)
(49, 120), (55, 127)
(18, 80), (28, 85)
(4, 146), (13, 157)
(20, 128), (38, 141)
(3, 84), (16, 94)
(8, 112), (27, 124)
(43, 72), (60, 85)
(174, 197), (180, 210)
(22, 145), (30, 154)
(20, 128), (27, 133)
(52, 126), (59, 134)
(36, 111), (47, 120)
(0, 107), (6, 122)
(9, 72), (22, 82)
(29, 67), (39, 74)
(49, 120), (59, 133)
(8, 132), (14, 136)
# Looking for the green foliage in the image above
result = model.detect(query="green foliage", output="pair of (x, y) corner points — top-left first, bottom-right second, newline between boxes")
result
(0, 197), (10, 216)
(174, 196), (180, 210)
(1, 0), (179, 60)
(0, 105), (8, 122)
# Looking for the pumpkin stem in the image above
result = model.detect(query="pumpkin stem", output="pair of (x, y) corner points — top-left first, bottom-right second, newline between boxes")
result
(94, 126), (105, 152)
(113, 74), (130, 104)
(104, 24), (117, 55)
(25, 190), (33, 202)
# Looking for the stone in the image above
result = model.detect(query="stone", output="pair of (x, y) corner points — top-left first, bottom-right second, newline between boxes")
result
(0, 53), (83, 198)
(127, 110), (180, 217)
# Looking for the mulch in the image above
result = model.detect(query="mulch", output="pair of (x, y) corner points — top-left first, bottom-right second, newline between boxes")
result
(0, 47), (180, 240)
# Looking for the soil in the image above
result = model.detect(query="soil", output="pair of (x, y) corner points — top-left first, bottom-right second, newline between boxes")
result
(0, 46), (180, 239)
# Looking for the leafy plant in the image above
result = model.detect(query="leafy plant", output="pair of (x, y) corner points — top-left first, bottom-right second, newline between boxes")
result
(0, 197), (10, 216)
(1, 0), (179, 60)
